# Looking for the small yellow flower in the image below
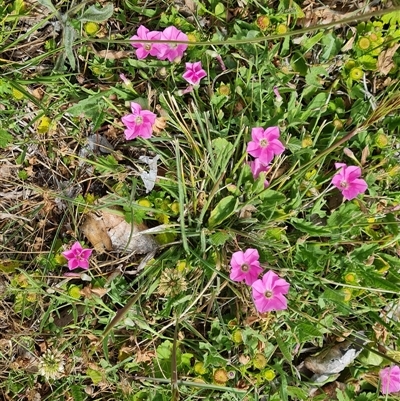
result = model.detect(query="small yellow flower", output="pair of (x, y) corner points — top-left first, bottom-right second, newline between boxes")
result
(256, 15), (270, 30)
(342, 288), (353, 302)
(84, 22), (99, 36)
(37, 116), (52, 134)
(213, 368), (229, 385)
(276, 24), (288, 34)
(375, 132), (388, 148)
(253, 353), (267, 370)
(186, 33), (198, 42)
(333, 119), (343, 130)
(176, 260), (187, 272)
(217, 84), (231, 96)
(349, 67), (363, 81)
(302, 135), (313, 148)
(12, 88), (24, 100)
(344, 272), (358, 284)
(232, 329), (243, 344)
(358, 37), (371, 51)
(138, 198), (152, 208)
(263, 369), (276, 381)
(194, 361), (207, 375)
(345, 60), (357, 70)
(170, 202), (180, 215)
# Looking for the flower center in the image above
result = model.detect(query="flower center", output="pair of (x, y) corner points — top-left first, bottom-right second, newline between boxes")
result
(135, 116), (143, 125)
(264, 290), (273, 299)
(241, 263), (250, 272)
(340, 180), (348, 189)
(144, 43), (152, 51)
(259, 139), (268, 148)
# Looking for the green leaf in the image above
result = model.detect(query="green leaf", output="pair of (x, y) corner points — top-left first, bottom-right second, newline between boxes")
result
(0, 129), (13, 148)
(207, 195), (238, 229)
(349, 244), (379, 262)
(77, 3), (114, 22)
(259, 189), (286, 204)
(290, 217), (331, 236)
(209, 231), (233, 246)
(200, 343), (227, 368)
(358, 54), (377, 70)
(64, 23), (76, 70)
(67, 95), (107, 119)
(286, 386), (308, 400)
(296, 323), (323, 343)
(381, 11), (400, 25)
(301, 31), (324, 53)
(70, 385), (85, 401)
(86, 367), (103, 384)
(36, 0), (57, 13)
(94, 155), (120, 174)
(275, 332), (293, 365)
(305, 66), (328, 88)
(290, 51), (307, 75)
(156, 340), (172, 360)
(214, 2), (225, 18)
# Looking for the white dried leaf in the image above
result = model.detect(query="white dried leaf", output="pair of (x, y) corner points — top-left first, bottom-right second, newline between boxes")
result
(139, 155), (159, 193)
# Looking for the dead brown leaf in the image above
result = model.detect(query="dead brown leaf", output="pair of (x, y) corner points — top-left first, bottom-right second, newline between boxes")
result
(152, 117), (168, 134)
(96, 50), (132, 60)
(80, 285), (109, 299)
(377, 44), (400, 76)
(82, 209), (158, 254)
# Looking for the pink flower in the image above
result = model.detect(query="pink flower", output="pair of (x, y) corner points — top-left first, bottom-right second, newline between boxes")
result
(230, 248), (263, 286)
(249, 158), (270, 188)
(273, 86), (283, 102)
(251, 271), (290, 313)
(157, 26), (188, 62)
(130, 25), (161, 59)
(246, 127), (285, 165)
(331, 163), (368, 201)
(182, 62), (207, 85)
(121, 102), (157, 140)
(380, 366), (400, 394)
(120, 73), (131, 86)
(62, 242), (92, 270)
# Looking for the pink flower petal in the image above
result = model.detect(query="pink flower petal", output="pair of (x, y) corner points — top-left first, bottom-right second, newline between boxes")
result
(264, 126), (280, 140)
(335, 163), (346, 170)
(343, 165), (362, 182)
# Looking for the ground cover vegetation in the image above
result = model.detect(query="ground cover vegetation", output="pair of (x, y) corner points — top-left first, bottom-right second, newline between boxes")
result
(1, 0), (400, 399)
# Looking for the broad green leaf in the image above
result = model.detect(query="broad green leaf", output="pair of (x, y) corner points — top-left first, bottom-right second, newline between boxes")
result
(359, 271), (400, 292)
(301, 31), (324, 53)
(286, 386), (308, 400)
(349, 243), (379, 262)
(296, 322), (323, 343)
(78, 3), (113, 22)
(86, 367), (102, 384)
(64, 23), (76, 70)
(70, 385), (85, 401)
(209, 231), (232, 246)
(67, 96), (107, 119)
(214, 2), (225, 18)
(156, 340), (172, 360)
(208, 195), (238, 229)
(0, 129), (13, 148)
(290, 217), (331, 236)
(259, 189), (285, 204)
(359, 54), (377, 70)
(381, 11), (400, 25)
(275, 332), (293, 364)
(36, 0), (57, 13)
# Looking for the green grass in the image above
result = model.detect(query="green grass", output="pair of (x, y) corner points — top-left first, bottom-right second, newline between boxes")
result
(1, 0), (400, 400)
